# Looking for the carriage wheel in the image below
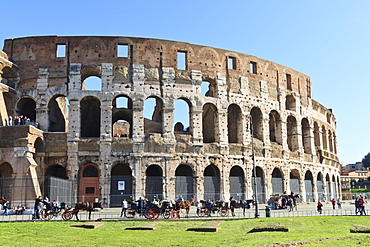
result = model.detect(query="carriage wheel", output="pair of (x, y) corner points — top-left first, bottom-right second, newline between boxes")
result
(39, 209), (53, 221)
(125, 208), (135, 218)
(198, 208), (206, 217)
(163, 209), (171, 219)
(220, 208), (229, 217)
(170, 210), (179, 219)
(62, 211), (73, 221)
(146, 208), (160, 220)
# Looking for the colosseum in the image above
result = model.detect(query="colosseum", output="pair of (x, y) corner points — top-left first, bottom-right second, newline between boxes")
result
(0, 36), (340, 208)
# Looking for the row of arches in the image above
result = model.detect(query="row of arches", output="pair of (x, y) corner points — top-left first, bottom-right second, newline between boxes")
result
(16, 93), (337, 156)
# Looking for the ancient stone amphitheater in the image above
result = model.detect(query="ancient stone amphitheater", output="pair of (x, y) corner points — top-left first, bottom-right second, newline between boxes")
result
(0, 36), (340, 207)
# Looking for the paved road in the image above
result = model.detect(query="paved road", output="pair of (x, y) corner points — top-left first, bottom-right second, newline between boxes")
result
(0, 200), (365, 222)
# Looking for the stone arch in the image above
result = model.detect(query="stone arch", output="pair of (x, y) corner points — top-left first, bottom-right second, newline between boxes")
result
(0, 162), (13, 203)
(287, 115), (298, 152)
(16, 97), (36, 122)
(201, 78), (217, 97)
(175, 164), (194, 200)
(78, 163), (100, 202)
(45, 164), (67, 179)
(229, 165), (244, 200)
(144, 96), (163, 134)
(290, 169), (301, 195)
(272, 168), (284, 195)
(48, 94), (68, 132)
(285, 94), (296, 111)
(301, 118), (311, 154)
(43, 164), (72, 205)
(252, 166), (265, 203)
(112, 95), (133, 138)
(228, 104), (242, 143)
(145, 165), (163, 200)
(304, 170), (314, 202)
(250, 107), (263, 141)
(316, 172), (324, 201)
(174, 98), (191, 133)
(269, 110), (282, 144)
(202, 103), (217, 143)
(110, 163), (133, 206)
(203, 164), (220, 200)
(80, 96), (101, 137)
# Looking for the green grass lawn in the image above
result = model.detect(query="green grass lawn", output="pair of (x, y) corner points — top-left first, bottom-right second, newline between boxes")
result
(1, 216), (370, 246)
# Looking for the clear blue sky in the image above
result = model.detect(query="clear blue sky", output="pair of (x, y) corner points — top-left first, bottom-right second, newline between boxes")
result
(1, 0), (369, 165)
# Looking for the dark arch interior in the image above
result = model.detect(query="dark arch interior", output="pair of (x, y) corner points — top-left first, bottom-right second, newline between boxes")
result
(230, 166), (244, 176)
(204, 165), (220, 177)
(272, 168), (282, 178)
(80, 96), (101, 137)
(175, 165), (193, 176)
(146, 165), (163, 176)
(45, 164), (67, 179)
(82, 165), (98, 177)
(17, 98), (36, 121)
(111, 163), (132, 176)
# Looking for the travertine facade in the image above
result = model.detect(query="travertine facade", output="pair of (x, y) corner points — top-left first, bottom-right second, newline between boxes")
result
(0, 36), (340, 207)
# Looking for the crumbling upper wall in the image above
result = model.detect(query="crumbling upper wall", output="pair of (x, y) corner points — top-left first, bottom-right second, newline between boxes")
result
(2, 36), (312, 101)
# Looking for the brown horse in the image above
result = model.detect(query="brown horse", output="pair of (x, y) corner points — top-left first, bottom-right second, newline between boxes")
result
(73, 202), (103, 220)
(175, 198), (195, 218)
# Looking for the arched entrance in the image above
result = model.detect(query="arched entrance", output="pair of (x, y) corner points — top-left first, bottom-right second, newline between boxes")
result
(290, 169), (300, 195)
(0, 162), (13, 202)
(272, 168), (284, 195)
(44, 165), (72, 206)
(203, 165), (220, 200)
(110, 163), (132, 207)
(316, 173), (324, 201)
(175, 165), (193, 200)
(78, 164), (100, 202)
(229, 166), (244, 200)
(332, 175), (337, 200)
(305, 171), (314, 202)
(325, 174), (331, 200)
(252, 166), (265, 203)
(145, 165), (163, 200)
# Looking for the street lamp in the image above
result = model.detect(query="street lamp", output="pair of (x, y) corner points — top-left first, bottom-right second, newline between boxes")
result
(247, 115), (259, 218)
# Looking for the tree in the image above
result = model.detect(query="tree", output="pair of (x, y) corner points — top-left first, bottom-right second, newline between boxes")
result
(362, 152), (370, 168)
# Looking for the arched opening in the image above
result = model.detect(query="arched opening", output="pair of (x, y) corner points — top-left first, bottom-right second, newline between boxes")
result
(1, 66), (18, 88)
(112, 96), (132, 138)
(331, 175), (337, 200)
(2, 92), (14, 126)
(48, 95), (68, 132)
(145, 165), (163, 200)
(202, 103), (217, 143)
(110, 163), (132, 207)
(250, 107), (263, 141)
(175, 165), (194, 200)
(301, 118), (311, 154)
(285, 95), (296, 111)
(228, 104), (242, 143)
(314, 122), (320, 148)
(322, 126), (328, 150)
(78, 163), (100, 202)
(80, 96), (101, 137)
(82, 76), (102, 91)
(201, 80), (217, 97)
(269, 110), (282, 144)
(304, 170), (314, 202)
(17, 98), (36, 124)
(44, 164), (72, 206)
(328, 130), (333, 152)
(287, 116), (298, 152)
(272, 168), (284, 195)
(144, 97), (163, 134)
(203, 164), (220, 200)
(316, 172), (324, 201)
(0, 162), (13, 203)
(252, 166), (265, 203)
(174, 98), (191, 133)
(325, 174), (331, 201)
(290, 169), (300, 195)
(229, 166), (244, 200)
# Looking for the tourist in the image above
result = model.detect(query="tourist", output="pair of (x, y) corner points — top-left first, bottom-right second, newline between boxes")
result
(120, 199), (128, 217)
(317, 200), (323, 214)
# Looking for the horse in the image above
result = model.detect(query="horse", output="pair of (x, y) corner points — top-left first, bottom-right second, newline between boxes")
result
(175, 198), (195, 218)
(73, 202), (103, 221)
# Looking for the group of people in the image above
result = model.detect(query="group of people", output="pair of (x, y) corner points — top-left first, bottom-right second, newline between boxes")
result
(267, 192), (299, 212)
(5, 115), (39, 128)
(121, 197), (162, 217)
(355, 196), (366, 215)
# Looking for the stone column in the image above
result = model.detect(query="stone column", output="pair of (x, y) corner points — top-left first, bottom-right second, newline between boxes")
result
(132, 100), (144, 153)
(35, 67), (49, 131)
(101, 63), (114, 92)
